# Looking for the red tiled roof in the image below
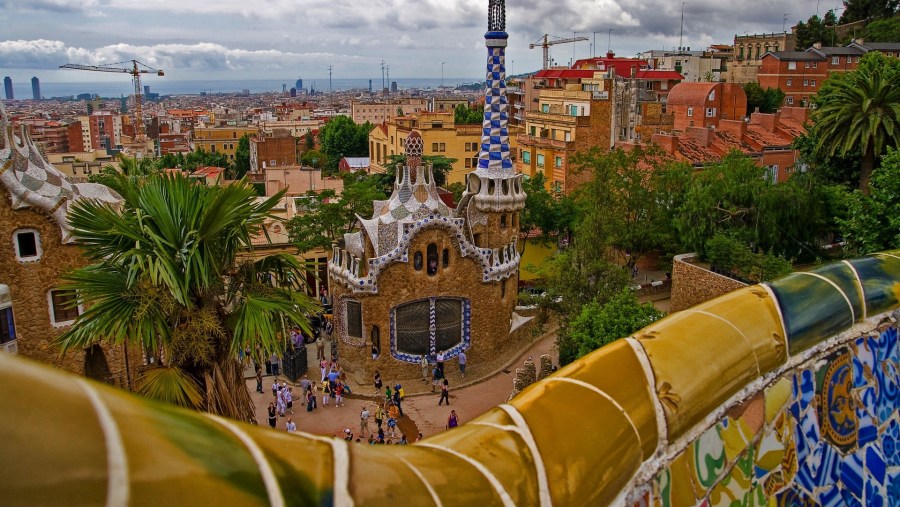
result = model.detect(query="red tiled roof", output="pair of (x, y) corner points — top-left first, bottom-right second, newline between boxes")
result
(667, 82), (719, 106)
(533, 69), (596, 80)
(634, 70), (684, 80)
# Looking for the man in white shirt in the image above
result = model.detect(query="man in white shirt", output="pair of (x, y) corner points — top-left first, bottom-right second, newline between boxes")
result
(360, 406), (370, 437)
(285, 418), (297, 433)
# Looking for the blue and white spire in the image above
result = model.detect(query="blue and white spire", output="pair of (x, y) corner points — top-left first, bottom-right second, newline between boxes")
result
(476, 0), (513, 176)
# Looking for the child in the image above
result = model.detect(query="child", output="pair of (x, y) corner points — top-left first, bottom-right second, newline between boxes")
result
(322, 380), (330, 407)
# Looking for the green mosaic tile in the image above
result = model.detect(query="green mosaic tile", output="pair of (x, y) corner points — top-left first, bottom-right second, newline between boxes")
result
(765, 273), (855, 355)
(847, 251), (900, 317)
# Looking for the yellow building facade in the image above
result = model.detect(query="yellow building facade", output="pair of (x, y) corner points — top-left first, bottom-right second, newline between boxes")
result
(193, 126), (259, 162)
(369, 112), (506, 186)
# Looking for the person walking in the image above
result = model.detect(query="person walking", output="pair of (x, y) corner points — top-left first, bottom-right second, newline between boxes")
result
(316, 335), (326, 361)
(285, 418), (297, 433)
(310, 381), (318, 410)
(360, 406), (370, 438)
(438, 378), (450, 406)
(387, 402), (399, 439)
(374, 403), (384, 429)
(321, 379), (330, 407)
(458, 350), (467, 378)
(285, 387), (294, 415)
(431, 364), (443, 393)
(392, 384), (404, 418)
(255, 365), (263, 393)
(319, 358), (328, 382)
(420, 355), (430, 383)
(335, 382), (345, 407)
(436, 350), (445, 377)
(446, 409), (459, 430)
(374, 370), (383, 395)
(270, 352), (280, 376)
(267, 402), (277, 428)
(276, 386), (286, 417)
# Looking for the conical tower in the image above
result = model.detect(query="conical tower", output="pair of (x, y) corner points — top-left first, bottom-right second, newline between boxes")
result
(459, 0), (525, 256)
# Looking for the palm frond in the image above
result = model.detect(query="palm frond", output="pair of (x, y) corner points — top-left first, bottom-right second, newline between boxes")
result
(137, 366), (203, 409)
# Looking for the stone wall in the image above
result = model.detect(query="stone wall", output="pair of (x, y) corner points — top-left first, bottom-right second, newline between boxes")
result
(670, 252), (747, 312)
(0, 194), (140, 388)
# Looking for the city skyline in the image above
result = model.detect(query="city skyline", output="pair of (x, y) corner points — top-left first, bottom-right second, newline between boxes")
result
(2, 0), (828, 83)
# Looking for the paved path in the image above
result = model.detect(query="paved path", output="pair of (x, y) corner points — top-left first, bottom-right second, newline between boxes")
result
(247, 327), (558, 441)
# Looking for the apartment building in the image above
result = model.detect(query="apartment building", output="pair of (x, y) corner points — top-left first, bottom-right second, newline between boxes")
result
(193, 125), (258, 161)
(368, 112), (487, 185)
(758, 41), (900, 107)
(351, 98), (428, 125)
(667, 82), (747, 131)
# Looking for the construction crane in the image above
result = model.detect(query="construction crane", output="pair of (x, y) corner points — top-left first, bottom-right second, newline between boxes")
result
(59, 60), (164, 142)
(529, 34), (589, 69)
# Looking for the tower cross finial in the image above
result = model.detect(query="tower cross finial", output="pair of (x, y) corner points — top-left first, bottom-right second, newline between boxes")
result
(488, 0), (505, 31)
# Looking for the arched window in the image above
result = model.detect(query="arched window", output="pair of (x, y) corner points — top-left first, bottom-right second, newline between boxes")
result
(427, 244), (438, 276)
(413, 251), (423, 271)
(500, 214), (507, 228)
(371, 325), (381, 359)
(442, 248), (449, 268)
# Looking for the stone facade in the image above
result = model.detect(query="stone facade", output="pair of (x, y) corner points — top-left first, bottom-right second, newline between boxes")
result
(670, 252), (747, 312)
(0, 174), (140, 388)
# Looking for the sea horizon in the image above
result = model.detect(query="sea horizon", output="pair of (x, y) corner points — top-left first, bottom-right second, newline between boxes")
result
(4, 77), (486, 99)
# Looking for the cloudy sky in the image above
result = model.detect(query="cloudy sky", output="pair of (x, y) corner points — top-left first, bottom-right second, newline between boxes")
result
(1, 0), (827, 85)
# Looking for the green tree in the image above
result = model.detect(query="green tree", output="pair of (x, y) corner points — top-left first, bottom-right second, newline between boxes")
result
(446, 182), (466, 203)
(810, 51), (900, 194)
(454, 103), (482, 125)
(305, 131), (315, 151)
(286, 172), (388, 252)
(863, 16), (900, 42)
(794, 14), (837, 50)
(233, 134), (251, 179)
(838, 147), (900, 254)
(744, 83), (786, 114)
(319, 116), (372, 172)
(564, 289), (664, 361)
(380, 154), (457, 189)
(57, 173), (318, 421)
(839, 0), (899, 24)
(520, 173), (562, 253)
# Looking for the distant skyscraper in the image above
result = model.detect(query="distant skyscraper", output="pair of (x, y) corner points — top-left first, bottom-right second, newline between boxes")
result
(144, 85), (150, 96)
(290, 87), (297, 97)
(31, 77), (40, 100)
(4, 77), (13, 100)
(369, 79), (372, 93)
(390, 81), (398, 93)
(295, 78), (303, 91)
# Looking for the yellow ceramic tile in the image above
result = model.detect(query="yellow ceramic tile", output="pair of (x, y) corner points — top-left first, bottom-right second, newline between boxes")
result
(511, 378), (643, 506)
(99, 388), (273, 506)
(0, 356), (108, 506)
(553, 339), (658, 459)
(248, 431), (337, 504)
(719, 416), (755, 464)
(684, 286), (787, 377)
(667, 452), (701, 507)
(764, 378), (791, 424)
(636, 309), (761, 441)
(754, 425), (784, 475)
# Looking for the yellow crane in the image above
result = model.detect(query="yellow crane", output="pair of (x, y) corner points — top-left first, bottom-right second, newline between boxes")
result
(529, 34), (589, 69)
(59, 60), (164, 141)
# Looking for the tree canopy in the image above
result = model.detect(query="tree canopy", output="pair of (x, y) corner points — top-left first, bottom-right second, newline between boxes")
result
(839, 0), (899, 24)
(454, 103), (483, 125)
(810, 51), (900, 193)
(319, 116), (372, 172)
(58, 173), (318, 421)
(744, 83), (786, 114)
(838, 146), (900, 254)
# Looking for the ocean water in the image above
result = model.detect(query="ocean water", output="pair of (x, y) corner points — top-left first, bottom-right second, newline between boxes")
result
(31, 78), (484, 99)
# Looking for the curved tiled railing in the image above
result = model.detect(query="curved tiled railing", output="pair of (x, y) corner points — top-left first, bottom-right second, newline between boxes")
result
(1, 251), (898, 505)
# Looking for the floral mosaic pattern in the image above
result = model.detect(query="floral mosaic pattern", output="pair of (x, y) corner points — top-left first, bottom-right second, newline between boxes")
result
(651, 326), (900, 507)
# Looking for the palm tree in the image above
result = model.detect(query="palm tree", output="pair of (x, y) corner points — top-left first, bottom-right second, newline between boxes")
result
(56, 172), (318, 422)
(811, 56), (900, 195)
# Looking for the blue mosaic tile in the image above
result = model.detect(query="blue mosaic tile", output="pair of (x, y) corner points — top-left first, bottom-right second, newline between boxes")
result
(818, 485), (844, 507)
(887, 470), (900, 506)
(856, 402), (878, 447)
(841, 488), (864, 507)
(865, 445), (886, 485)
(841, 449), (865, 500)
(875, 362), (898, 423)
(865, 478), (885, 507)
(885, 419), (900, 467)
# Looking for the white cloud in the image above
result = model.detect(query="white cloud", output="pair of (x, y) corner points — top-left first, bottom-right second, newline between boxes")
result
(0, 39), (360, 71)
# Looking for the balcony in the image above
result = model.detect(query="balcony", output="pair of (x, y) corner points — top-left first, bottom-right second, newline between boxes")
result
(539, 89), (593, 100)
(516, 133), (572, 150)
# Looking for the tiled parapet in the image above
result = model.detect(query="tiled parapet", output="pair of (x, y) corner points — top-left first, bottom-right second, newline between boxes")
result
(0, 251), (899, 505)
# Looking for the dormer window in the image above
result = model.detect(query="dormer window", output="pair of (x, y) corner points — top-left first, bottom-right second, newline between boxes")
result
(14, 229), (42, 262)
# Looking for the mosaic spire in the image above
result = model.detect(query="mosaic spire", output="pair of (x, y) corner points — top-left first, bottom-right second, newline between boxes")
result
(476, 0), (512, 176)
